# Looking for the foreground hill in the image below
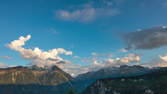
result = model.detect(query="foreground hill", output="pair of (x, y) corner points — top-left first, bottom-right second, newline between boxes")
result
(82, 67), (167, 94)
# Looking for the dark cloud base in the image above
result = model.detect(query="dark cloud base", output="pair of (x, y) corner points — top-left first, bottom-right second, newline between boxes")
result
(123, 26), (167, 50)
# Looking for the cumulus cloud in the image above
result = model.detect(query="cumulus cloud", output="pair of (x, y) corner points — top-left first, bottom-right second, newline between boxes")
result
(8, 35), (31, 50)
(55, 1), (120, 22)
(88, 53), (140, 73)
(7, 35), (72, 68)
(106, 53), (141, 66)
(123, 26), (167, 50)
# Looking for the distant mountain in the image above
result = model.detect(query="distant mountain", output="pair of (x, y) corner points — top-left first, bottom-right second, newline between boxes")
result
(82, 67), (167, 94)
(59, 65), (151, 93)
(76, 65), (150, 80)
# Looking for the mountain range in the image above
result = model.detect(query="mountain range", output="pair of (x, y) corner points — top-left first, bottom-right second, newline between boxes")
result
(0, 65), (164, 94)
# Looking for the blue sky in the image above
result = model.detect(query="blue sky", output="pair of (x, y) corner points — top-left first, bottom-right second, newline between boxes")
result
(1, 0), (167, 75)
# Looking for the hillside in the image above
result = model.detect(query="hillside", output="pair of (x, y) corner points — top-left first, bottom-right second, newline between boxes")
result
(0, 65), (72, 85)
(82, 67), (167, 94)
(0, 65), (72, 94)
(54, 65), (151, 94)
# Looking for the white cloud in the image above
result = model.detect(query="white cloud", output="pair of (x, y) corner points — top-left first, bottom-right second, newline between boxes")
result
(160, 55), (167, 62)
(106, 53), (141, 66)
(119, 48), (128, 52)
(8, 35), (31, 51)
(117, 53), (140, 63)
(7, 35), (72, 68)
(55, 3), (119, 22)
(56, 7), (96, 22)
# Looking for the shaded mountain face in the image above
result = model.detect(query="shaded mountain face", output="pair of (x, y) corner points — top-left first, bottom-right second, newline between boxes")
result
(58, 65), (151, 93)
(0, 65), (72, 86)
(82, 67), (167, 94)
(75, 65), (150, 80)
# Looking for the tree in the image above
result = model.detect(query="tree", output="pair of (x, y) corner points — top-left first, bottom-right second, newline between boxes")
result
(66, 89), (77, 94)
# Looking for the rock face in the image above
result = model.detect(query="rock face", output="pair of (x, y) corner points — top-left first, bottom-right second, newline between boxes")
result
(0, 65), (72, 86)
(82, 67), (167, 94)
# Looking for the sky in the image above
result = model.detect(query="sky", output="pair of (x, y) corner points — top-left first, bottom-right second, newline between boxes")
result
(1, 0), (167, 76)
